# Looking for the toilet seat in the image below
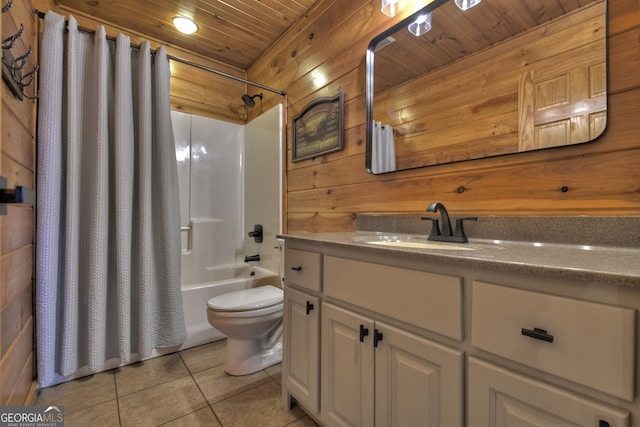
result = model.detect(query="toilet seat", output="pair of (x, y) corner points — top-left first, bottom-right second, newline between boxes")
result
(207, 285), (283, 312)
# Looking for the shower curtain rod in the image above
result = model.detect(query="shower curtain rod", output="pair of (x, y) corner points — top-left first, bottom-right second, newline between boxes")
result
(35, 10), (287, 96)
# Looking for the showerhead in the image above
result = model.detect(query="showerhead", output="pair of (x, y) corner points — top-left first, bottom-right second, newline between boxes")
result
(242, 93), (263, 108)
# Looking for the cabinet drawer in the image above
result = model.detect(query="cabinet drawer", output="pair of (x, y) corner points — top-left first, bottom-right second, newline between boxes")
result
(468, 357), (629, 427)
(324, 256), (463, 340)
(285, 248), (322, 292)
(471, 281), (636, 400)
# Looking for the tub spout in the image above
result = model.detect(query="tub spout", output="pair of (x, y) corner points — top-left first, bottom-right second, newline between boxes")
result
(244, 254), (260, 262)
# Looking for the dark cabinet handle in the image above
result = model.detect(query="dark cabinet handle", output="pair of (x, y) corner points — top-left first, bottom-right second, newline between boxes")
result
(291, 266), (302, 272)
(359, 325), (369, 342)
(373, 329), (383, 347)
(521, 327), (554, 343)
(305, 301), (314, 315)
(599, 420), (610, 427)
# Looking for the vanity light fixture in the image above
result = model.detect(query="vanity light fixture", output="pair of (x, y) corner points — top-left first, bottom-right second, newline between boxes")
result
(454, 0), (481, 11)
(381, 0), (401, 17)
(172, 16), (199, 34)
(408, 12), (432, 36)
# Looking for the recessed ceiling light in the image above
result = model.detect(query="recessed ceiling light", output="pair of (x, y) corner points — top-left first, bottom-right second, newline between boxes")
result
(172, 16), (198, 34)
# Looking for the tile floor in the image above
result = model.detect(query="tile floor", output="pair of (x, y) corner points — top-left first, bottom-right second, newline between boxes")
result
(34, 340), (319, 427)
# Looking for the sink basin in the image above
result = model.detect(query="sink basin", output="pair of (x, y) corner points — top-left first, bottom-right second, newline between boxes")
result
(352, 235), (477, 251)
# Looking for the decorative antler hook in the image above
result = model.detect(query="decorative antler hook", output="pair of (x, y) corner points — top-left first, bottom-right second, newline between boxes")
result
(2, 0), (13, 13)
(11, 44), (32, 70)
(2, 23), (23, 50)
(1, 2), (39, 99)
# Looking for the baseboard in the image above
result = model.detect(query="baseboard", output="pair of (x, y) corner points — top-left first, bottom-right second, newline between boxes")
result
(24, 380), (38, 405)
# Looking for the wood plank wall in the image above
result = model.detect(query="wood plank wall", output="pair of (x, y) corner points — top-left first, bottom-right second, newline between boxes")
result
(248, 0), (640, 234)
(1, 0), (37, 405)
(7, 0), (637, 399)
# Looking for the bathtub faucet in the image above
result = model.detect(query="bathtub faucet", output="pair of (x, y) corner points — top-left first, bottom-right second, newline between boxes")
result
(244, 254), (260, 262)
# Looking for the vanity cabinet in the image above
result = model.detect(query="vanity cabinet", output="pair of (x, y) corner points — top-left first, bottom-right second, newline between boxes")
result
(281, 238), (637, 426)
(469, 281), (634, 427)
(471, 281), (636, 401)
(468, 357), (630, 426)
(321, 303), (374, 426)
(283, 286), (320, 412)
(321, 302), (464, 427)
(282, 248), (322, 413)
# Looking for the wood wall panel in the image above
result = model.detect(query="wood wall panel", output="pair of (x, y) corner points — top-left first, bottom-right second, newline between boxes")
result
(0, 317), (32, 404)
(248, 0), (640, 233)
(1, 0), (36, 405)
(9, 0), (636, 403)
(0, 246), (32, 310)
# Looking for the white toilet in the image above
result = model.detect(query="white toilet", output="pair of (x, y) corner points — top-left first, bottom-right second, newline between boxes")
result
(206, 284), (284, 375)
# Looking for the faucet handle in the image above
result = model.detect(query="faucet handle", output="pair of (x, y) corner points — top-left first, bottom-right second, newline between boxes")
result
(453, 217), (477, 243)
(421, 216), (440, 238)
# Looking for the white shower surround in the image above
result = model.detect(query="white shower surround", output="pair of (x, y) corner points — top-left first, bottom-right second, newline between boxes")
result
(172, 105), (283, 349)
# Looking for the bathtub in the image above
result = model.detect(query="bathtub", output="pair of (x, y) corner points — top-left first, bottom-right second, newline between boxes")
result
(179, 264), (280, 350)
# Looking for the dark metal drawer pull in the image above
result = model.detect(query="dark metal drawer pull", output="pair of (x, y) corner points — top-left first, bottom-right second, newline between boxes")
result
(291, 266), (302, 271)
(373, 329), (383, 347)
(521, 327), (554, 343)
(359, 325), (369, 342)
(305, 301), (314, 315)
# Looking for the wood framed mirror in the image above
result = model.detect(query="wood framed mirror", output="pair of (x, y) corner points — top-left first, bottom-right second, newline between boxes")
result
(366, 0), (607, 174)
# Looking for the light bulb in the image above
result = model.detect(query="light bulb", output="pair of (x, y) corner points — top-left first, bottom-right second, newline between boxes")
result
(408, 13), (432, 36)
(381, 0), (400, 17)
(455, 0), (481, 11)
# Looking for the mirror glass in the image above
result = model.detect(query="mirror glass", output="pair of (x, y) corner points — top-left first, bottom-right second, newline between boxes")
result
(366, 0), (607, 174)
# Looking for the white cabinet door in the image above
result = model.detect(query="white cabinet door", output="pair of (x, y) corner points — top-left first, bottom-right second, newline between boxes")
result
(468, 357), (629, 427)
(375, 321), (464, 427)
(283, 287), (320, 413)
(321, 303), (375, 427)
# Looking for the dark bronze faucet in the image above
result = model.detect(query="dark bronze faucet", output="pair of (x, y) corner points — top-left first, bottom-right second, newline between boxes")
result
(421, 201), (477, 243)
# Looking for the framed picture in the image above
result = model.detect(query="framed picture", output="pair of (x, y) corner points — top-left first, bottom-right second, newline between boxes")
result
(292, 92), (344, 162)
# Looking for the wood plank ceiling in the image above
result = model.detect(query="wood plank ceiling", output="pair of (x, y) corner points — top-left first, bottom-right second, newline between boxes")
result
(56, 0), (602, 77)
(55, 0), (319, 70)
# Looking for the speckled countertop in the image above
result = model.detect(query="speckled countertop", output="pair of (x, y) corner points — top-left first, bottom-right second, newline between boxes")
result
(281, 215), (640, 288)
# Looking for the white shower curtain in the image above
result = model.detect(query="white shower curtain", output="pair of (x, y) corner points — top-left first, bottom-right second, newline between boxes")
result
(36, 11), (186, 387)
(372, 121), (396, 174)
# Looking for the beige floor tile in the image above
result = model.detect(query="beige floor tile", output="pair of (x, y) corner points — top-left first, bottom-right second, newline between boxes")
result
(193, 364), (271, 404)
(118, 376), (208, 427)
(212, 380), (303, 427)
(179, 340), (226, 374)
(285, 415), (321, 426)
(161, 407), (221, 427)
(265, 363), (282, 383)
(63, 399), (120, 427)
(35, 371), (116, 415)
(115, 353), (190, 397)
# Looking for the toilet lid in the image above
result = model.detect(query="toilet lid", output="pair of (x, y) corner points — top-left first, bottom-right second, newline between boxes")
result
(207, 285), (283, 312)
